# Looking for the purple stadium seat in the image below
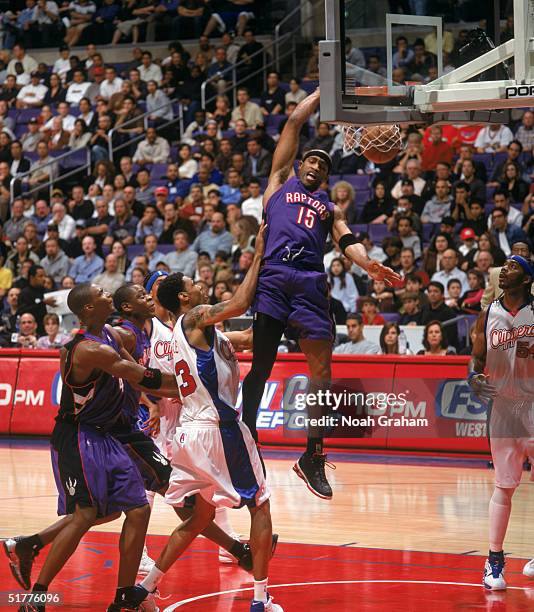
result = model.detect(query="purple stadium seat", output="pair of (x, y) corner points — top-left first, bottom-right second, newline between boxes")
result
(472, 153), (493, 172)
(486, 185), (496, 200)
(368, 224), (390, 243)
(15, 125), (27, 138)
(355, 189), (371, 204)
(60, 148), (88, 169)
(259, 177), (269, 190)
(127, 245), (144, 257)
(300, 81), (319, 94)
(348, 224), (368, 235)
(16, 108), (41, 124)
(222, 130), (234, 139)
(382, 313), (400, 323)
(342, 174), (370, 190)
(170, 145), (179, 161)
(265, 114), (286, 131)
(151, 163), (168, 178)
(159, 245), (174, 254)
(484, 203), (494, 215)
(150, 178), (168, 187)
(329, 174), (342, 185)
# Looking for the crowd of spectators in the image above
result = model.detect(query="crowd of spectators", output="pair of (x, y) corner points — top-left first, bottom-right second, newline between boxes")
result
(0, 17), (531, 356)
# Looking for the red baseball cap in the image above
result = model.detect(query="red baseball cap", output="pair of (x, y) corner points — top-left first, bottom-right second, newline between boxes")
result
(460, 227), (475, 240)
(155, 186), (169, 196)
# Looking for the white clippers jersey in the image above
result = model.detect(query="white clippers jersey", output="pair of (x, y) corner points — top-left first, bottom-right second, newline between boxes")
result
(486, 298), (534, 399)
(171, 314), (240, 424)
(148, 316), (174, 373)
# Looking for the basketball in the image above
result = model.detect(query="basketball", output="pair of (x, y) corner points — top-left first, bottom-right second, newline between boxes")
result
(360, 125), (401, 164)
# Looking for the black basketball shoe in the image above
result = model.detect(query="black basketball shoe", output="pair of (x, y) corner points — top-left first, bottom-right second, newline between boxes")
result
(106, 585), (158, 612)
(238, 534), (279, 572)
(293, 452), (335, 500)
(4, 536), (39, 590)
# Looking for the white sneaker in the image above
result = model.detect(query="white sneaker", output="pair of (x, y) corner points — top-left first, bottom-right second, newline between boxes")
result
(250, 594), (283, 611)
(138, 545), (155, 576)
(523, 558), (534, 578)
(483, 558), (507, 590)
(218, 534), (242, 564)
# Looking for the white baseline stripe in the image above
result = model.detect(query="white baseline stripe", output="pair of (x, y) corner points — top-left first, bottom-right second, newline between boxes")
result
(163, 579), (531, 610)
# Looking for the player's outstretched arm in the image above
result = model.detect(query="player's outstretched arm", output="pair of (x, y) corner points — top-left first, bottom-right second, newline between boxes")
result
(81, 341), (179, 397)
(468, 311), (497, 400)
(184, 224), (266, 331)
(264, 89), (321, 205)
(224, 327), (253, 351)
(332, 205), (401, 286)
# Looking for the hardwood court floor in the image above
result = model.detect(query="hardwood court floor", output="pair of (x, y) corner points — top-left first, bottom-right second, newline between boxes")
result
(1, 441), (533, 611)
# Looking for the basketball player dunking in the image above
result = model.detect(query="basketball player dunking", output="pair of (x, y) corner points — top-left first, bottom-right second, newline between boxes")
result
(241, 88), (400, 499)
(4, 283), (179, 612)
(469, 255), (534, 589)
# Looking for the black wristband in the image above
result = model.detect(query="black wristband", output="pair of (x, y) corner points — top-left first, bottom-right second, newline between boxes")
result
(139, 367), (162, 390)
(339, 233), (358, 256)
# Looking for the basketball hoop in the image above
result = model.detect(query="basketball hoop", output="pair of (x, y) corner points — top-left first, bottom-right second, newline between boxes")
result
(341, 124), (403, 157)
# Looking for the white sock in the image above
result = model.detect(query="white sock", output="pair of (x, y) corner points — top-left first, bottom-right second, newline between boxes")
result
(140, 566), (164, 593)
(146, 490), (156, 511)
(489, 486), (514, 552)
(253, 578), (268, 603)
(214, 507), (234, 535)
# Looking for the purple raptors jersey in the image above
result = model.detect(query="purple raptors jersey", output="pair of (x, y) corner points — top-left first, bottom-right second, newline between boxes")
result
(116, 319), (150, 428)
(263, 174), (335, 272)
(58, 327), (125, 429)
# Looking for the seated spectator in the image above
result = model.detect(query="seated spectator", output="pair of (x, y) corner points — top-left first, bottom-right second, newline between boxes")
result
(138, 50), (163, 84)
(67, 184), (94, 221)
(0, 287), (21, 346)
(421, 179), (453, 223)
(192, 211), (232, 260)
(12, 312), (39, 349)
(92, 0), (121, 44)
(490, 190), (523, 228)
(7, 43), (38, 77)
(63, 0), (96, 47)
(387, 195), (422, 235)
(43, 101), (76, 133)
(360, 296), (385, 326)
(65, 68), (90, 105)
(453, 160), (486, 203)
(358, 181), (394, 225)
(500, 161), (529, 203)
(164, 230), (198, 277)
(68, 235), (103, 283)
(329, 257), (358, 316)
(431, 248), (468, 297)
(345, 35), (365, 67)
(459, 269), (485, 313)
(260, 72), (285, 116)
(142, 234), (167, 271)
(458, 227), (477, 259)
(40, 236), (70, 286)
(445, 278), (463, 312)
(285, 78), (307, 106)
(6, 235), (39, 278)
(460, 200), (487, 237)
(132, 126), (170, 165)
(417, 320), (456, 355)
(490, 206), (528, 256)
(331, 181), (358, 225)
(421, 125), (453, 173)
(472, 250), (493, 283)
(453, 143), (487, 182)
(16, 71), (48, 109)
(89, 114), (113, 163)
(399, 292), (422, 326)
(17, 264), (56, 334)
(208, 95), (232, 131)
(110, 240), (130, 275)
(112, 0), (153, 45)
(391, 160), (426, 199)
(419, 281), (457, 348)
(146, 80), (173, 124)
(475, 123), (514, 153)
(333, 312), (380, 355)
(244, 137), (272, 179)
(304, 122), (334, 154)
(100, 66), (124, 100)
(489, 140), (525, 185)
(231, 87), (263, 128)
(9, 139), (31, 179)
(515, 111), (534, 152)
(406, 38), (435, 79)
(369, 278), (395, 312)
(135, 168), (155, 205)
(45, 116), (70, 151)
(397, 216), (421, 259)
(136, 204), (164, 243)
(37, 313), (70, 349)
(241, 178), (263, 224)
(380, 322), (409, 355)
(219, 169), (242, 207)
(366, 54), (386, 77)
(392, 35), (414, 69)
(381, 236), (402, 271)
(92, 253), (126, 294)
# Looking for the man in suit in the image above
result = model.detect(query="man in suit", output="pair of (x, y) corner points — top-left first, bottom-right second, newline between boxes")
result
(481, 241), (534, 308)
(489, 207), (529, 257)
(244, 137), (272, 180)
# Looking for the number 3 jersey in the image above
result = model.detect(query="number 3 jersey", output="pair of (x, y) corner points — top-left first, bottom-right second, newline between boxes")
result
(486, 297), (534, 399)
(171, 314), (240, 424)
(263, 174), (335, 272)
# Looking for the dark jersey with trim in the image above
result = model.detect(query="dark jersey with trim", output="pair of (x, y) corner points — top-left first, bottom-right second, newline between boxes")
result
(58, 327), (125, 428)
(263, 171), (335, 272)
(115, 319), (150, 428)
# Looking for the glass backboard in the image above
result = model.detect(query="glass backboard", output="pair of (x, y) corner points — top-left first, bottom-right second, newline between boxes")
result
(319, 0), (525, 127)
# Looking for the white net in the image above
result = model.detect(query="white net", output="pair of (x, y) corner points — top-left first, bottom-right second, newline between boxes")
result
(341, 124), (403, 156)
